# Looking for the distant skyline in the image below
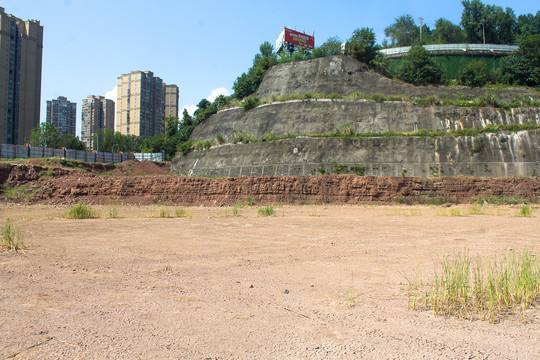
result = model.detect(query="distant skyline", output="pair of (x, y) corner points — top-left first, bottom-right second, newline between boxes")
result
(2, 0), (538, 137)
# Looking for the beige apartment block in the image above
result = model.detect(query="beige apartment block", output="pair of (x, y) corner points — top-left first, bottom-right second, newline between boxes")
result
(116, 71), (165, 138)
(165, 84), (179, 118)
(0, 7), (43, 144)
(81, 95), (115, 149)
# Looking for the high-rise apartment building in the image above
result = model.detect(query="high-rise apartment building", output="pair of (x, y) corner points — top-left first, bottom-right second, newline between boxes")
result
(0, 7), (43, 144)
(116, 71), (166, 138)
(46, 96), (76, 136)
(165, 84), (179, 118)
(81, 95), (115, 149)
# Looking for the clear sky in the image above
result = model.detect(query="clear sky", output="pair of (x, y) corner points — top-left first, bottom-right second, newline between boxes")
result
(3, 0), (538, 137)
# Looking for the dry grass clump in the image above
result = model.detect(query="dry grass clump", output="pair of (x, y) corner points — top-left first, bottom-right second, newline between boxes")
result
(406, 249), (540, 323)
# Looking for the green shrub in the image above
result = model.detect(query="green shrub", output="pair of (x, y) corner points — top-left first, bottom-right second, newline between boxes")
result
(232, 132), (254, 144)
(520, 205), (532, 217)
(350, 165), (366, 176)
(215, 134), (226, 144)
(257, 205), (275, 216)
(65, 202), (97, 219)
(243, 97), (260, 111)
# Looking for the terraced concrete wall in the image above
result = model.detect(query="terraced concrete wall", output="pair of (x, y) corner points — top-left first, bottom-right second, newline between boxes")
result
(172, 130), (540, 178)
(191, 100), (540, 142)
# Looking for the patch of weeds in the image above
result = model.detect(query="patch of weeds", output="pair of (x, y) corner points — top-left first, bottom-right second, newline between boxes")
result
(108, 208), (119, 218)
(3, 185), (39, 203)
(242, 97), (260, 111)
(2, 218), (24, 252)
(468, 204), (485, 215)
(350, 165), (365, 176)
(174, 207), (190, 218)
(257, 205), (275, 216)
(159, 207), (171, 218)
(246, 195), (255, 206)
(233, 203), (243, 216)
(65, 202), (97, 219)
(215, 134), (226, 145)
(38, 169), (55, 178)
(405, 249), (540, 323)
(519, 204), (532, 217)
(333, 163), (349, 174)
(329, 92), (343, 100)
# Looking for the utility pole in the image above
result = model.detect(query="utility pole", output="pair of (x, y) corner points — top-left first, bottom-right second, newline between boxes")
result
(419, 17), (423, 42)
(482, 23), (486, 44)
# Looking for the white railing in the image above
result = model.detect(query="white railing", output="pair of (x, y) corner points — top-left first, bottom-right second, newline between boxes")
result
(379, 43), (519, 57)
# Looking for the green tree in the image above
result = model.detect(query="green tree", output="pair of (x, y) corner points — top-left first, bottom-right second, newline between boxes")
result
(461, 0), (517, 44)
(459, 60), (490, 87)
(93, 128), (142, 152)
(498, 34), (540, 86)
(433, 18), (466, 43)
(233, 42), (278, 99)
(516, 11), (540, 40)
(312, 36), (343, 58)
(384, 14), (419, 47)
(345, 27), (379, 65)
(28, 122), (60, 147)
(397, 45), (444, 85)
(28, 122), (86, 150)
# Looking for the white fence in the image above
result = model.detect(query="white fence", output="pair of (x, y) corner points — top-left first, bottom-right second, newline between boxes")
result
(379, 43), (519, 57)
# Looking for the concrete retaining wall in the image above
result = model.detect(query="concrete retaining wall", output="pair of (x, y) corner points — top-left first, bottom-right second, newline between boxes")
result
(191, 100), (540, 142)
(172, 130), (540, 178)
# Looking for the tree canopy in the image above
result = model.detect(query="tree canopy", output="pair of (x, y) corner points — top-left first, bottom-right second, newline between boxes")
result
(397, 45), (444, 86)
(345, 28), (379, 65)
(28, 122), (86, 150)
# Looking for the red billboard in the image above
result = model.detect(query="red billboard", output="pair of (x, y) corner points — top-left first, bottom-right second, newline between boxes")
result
(284, 27), (314, 49)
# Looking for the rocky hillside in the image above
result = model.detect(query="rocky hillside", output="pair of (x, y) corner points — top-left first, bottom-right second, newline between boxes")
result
(172, 55), (540, 178)
(254, 55), (537, 101)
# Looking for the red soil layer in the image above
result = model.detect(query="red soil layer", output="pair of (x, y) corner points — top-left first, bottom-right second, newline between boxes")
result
(1, 161), (538, 205)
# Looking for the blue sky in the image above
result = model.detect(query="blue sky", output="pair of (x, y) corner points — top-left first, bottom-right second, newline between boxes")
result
(3, 0), (538, 136)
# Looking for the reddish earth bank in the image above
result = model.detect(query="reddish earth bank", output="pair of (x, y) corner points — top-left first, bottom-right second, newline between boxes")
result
(0, 160), (539, 205)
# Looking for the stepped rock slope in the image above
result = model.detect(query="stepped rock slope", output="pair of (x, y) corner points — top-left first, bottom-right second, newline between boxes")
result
(255, 55), (537, 101)
(173, 56), (540, 178)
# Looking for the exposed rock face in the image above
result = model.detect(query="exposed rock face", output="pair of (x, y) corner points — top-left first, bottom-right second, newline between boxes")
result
(190, 99), (540, 142)
(1, 163), (539, 205)
(173, 55), (540, 178)
(255, 55), (538, 102)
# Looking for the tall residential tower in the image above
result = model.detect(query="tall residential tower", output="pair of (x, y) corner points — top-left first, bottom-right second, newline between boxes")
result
(0, 7), (43, 144)
(46, 96), (77, 136)
(165, 84), (179, 118)
(116, 71), (165, 138)
(81, 95), (115, 149)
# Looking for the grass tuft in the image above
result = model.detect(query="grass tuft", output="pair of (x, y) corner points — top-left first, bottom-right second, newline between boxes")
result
(65, 202), (97, 219)
(405, 249), (540, 323)
(519, 205), (532, 217)
(108, 207), (119, 218)
(2, 218), (24, 252)
(257, 205), (275, 216)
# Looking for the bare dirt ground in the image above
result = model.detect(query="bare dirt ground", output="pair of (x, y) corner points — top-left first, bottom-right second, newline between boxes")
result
(1, 203), (539, 359)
